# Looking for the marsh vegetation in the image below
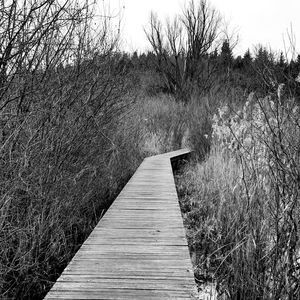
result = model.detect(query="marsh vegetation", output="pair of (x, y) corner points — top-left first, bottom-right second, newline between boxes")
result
(0, 0), (299, 299)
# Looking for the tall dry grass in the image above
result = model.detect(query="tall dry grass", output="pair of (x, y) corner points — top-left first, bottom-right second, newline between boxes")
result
(176, 92), (300, 299)
(0, 65), (135, 299)
(132, 91), (213, 158)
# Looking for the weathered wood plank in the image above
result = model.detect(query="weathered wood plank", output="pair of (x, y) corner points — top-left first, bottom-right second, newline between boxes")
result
(44, 149), (196, 299)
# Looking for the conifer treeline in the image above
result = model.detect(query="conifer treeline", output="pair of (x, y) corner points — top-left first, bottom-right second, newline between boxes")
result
(119, 44), (300, 101)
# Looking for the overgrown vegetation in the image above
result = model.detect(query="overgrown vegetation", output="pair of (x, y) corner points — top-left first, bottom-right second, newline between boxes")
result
(1, 0), (300, 299)
(0, 2), (201, 295)
(176, 92), (300, 298)
(0, 0), (135, 298)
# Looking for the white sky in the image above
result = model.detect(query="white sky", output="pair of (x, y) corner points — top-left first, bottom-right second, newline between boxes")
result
(107, 0), (300, 58)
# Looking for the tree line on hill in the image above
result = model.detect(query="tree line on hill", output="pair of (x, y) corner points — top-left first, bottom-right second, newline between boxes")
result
(117, 0), (300, 103)
(119, 43), (300, 102)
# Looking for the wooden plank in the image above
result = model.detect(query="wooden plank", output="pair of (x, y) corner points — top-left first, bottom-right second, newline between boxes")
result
(46, 290), (193, 300)
(44, 149), (196, 299)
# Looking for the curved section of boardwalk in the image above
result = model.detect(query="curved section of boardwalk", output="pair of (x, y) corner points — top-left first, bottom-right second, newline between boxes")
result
(45, 149), (196, 299)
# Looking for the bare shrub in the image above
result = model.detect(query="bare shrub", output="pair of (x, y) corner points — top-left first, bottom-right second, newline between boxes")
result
(0, 1), (134, 298)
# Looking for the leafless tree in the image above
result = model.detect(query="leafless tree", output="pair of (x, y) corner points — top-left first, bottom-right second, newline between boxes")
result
(145, 0), (223, 101)
(182, 0), (221, 80)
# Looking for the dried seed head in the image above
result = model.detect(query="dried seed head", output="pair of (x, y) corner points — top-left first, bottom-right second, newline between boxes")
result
(277, 83), (285, 101)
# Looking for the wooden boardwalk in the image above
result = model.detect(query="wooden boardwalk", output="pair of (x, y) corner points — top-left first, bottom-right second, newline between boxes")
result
(45, 149), (196, 299)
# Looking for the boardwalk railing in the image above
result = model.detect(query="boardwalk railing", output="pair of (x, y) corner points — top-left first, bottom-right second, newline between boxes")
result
(45, 149), (196, 299)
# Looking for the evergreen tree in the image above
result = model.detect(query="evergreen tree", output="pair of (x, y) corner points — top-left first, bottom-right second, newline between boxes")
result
(243, 49), (252, 63)
(220, 40), (233, 68)
(297, 54), (300, 66)
(278, 52), (286, 68)
(233, 55), (243, 69)
(240, 49), (253, 75)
